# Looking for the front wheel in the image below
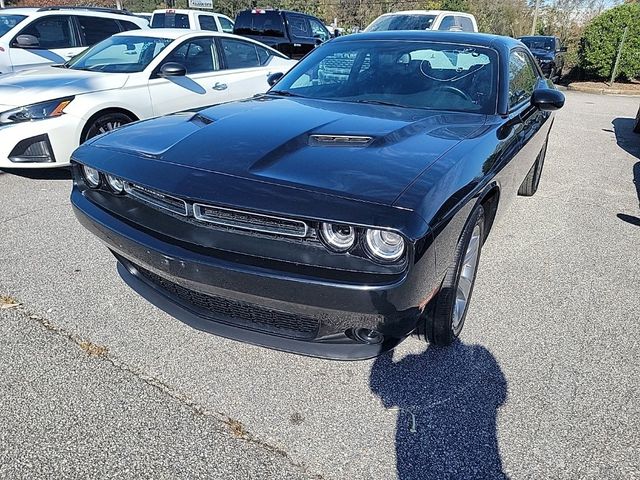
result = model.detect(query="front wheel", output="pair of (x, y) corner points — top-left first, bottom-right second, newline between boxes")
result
(419, 204), (485, 346)
(82, 112), (134, 143)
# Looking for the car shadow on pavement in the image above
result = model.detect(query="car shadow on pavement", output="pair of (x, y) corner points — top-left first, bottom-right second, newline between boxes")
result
(0, 167), (71, 180)
(370, 341), (508, 480)
(611, 118), (640, 221)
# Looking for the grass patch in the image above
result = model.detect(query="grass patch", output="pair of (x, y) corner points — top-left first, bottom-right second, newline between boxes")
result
(79, 340), (109, 357)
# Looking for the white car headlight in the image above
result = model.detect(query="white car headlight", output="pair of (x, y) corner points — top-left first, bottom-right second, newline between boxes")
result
(320, 223), (356, 252)
(105, 174), (124, 193)
(0, 97), (74, 125)
(82, 165), (101, 188)
(365, 229), (405, 262)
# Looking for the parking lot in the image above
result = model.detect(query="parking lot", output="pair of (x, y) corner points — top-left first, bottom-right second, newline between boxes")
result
(0, 90), (638, 479)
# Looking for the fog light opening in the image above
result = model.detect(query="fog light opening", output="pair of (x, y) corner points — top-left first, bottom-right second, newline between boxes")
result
(8, 135), (55, 163)
(351, 328), (384, 345)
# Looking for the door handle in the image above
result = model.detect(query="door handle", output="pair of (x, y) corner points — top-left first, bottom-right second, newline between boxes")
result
(213, 82), (227, 91)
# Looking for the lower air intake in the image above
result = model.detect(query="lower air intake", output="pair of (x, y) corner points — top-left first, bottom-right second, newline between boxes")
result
(135, 265), (320, 340)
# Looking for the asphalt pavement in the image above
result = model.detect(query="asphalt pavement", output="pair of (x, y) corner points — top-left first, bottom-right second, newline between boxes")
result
(1, 90), (639, 479)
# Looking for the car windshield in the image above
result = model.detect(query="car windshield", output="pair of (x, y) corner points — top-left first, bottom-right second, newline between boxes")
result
(365, 14), (436, 32)
(270, 40), (497, 114)
(0, 14), (27, 36)
(67, 35), (173, 73)
(520, 37), (555, 51)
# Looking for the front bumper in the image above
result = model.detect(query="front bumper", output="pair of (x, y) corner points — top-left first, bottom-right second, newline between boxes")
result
(71, 188), (439, 360)
(0, 114), (81, 169)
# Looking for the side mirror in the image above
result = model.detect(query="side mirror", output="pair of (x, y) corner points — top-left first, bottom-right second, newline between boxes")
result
(314, 37), (323, 46)
(559, 46), (568, 53)
(15, 34), (39, 48)
(159, 62), (187, 77)
(267, 72), (284, 87)
(531, 88), (565, 111)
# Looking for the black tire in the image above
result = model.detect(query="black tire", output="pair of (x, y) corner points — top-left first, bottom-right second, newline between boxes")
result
(419, 204), (485, 346)
(518, 140), (548, 196)
(82, 112), (134, 143)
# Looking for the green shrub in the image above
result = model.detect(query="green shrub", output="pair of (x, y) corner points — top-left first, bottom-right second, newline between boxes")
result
(578, 3), (640, 81)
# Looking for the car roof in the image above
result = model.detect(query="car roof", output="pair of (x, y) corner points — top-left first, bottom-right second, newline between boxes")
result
(112, 29), (286, 51)
(518, 35), (557, 39)
(114, 28), (211, 40)
(151, 9), (222, 15)
(335, 30), (519, 49)
(0, 8), (39, 14)
(0, 7), (145, 20)
(378, 10), (474, 16)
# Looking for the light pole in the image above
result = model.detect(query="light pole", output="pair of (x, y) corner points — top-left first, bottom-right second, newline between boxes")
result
(531, 0), (541, 35)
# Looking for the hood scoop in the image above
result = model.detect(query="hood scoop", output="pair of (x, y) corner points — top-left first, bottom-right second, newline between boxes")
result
(308, 134), (374, 147)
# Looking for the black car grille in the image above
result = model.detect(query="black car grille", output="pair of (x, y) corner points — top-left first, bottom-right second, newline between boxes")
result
(193, 203), (308, 238)
(124, 182), (188, 216)
(123, 184), (309, 239)
(136, 265), (320, 340)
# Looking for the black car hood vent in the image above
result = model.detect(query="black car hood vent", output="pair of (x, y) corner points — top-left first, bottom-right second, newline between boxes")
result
(308, 134), (374, 147)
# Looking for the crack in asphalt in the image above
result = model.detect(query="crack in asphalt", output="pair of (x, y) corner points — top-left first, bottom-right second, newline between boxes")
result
(1, 299), (324, 480)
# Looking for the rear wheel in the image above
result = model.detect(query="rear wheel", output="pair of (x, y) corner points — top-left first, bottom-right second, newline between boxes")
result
(419, 204), (485, 346)
(82, 112), (134, 143)
(518, 140), (548, 196)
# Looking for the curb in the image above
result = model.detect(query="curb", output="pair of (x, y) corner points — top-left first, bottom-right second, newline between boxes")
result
(567, 83), (640, 96)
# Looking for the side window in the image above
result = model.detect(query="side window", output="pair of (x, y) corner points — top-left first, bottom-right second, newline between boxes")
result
(16, 15), (77, 49)
(456, 16), (474, 32)
(119, 20), (142, 32)
(76, 16), (121, 46)
(308, 18), (329, 41)
(288, 14), (310, 38)
(199, 15), (218, 31)
(218, 16), (234, 33)
(220, 38), (263, 69)
(438, 15), (456, 31)
(163, 38), (219, 75)
(508, 50), (538, 109)
(555, 38), (561, 52)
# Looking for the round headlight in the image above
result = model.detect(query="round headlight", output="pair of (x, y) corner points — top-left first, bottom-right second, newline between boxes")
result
(105, 174), (124, 193)
(82, 165), (100, 188)
(365, 229), (405, 262)
(320, 223), (356, 252)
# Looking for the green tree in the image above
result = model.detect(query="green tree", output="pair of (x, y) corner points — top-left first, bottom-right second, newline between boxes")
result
(579, 2), (640, 80)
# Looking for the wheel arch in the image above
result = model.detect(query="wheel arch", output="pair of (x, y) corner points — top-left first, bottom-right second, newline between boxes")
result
(80, 108), (140, 143)
(478, 184), (501, 243)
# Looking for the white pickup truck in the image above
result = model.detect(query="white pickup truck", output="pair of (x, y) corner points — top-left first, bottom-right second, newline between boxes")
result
(150, 9), (234, 33)
(365, 10), (478, 33)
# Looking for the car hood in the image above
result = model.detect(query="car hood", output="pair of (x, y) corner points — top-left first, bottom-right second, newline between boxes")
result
(529, 49), (554, 61)
(85, 96), (488, 206)
(0, 66), (128, 107)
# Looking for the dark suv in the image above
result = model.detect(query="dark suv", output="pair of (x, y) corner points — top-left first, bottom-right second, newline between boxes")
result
(234, 8), (331, 59)
(517, 35), (567, 79)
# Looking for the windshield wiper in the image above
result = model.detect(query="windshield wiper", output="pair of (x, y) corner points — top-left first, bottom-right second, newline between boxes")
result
(268, 90), (305, 98)
(350, 99), (409, 108)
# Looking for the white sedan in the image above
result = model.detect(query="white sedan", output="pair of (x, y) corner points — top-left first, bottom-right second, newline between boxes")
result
(0, 29), (296, 168)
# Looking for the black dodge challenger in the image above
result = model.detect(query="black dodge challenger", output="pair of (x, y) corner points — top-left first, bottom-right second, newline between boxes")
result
(70, 32), (564, 360)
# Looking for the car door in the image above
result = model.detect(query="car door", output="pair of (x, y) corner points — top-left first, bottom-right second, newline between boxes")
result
(148, 37), (229, 116)
(216, 37), (284, 100)
(9, 15), (82, 70)
(284, 13), (313, 59)
(502, 49), (549, 196)
(197, 14), (218, 31)
(217, 15), (234, 34)
(75, 15), (122, 49)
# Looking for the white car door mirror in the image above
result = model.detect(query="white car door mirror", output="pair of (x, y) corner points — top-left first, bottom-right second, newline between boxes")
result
(159, 62), (187, 77)
(15, 34), (40, 49)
